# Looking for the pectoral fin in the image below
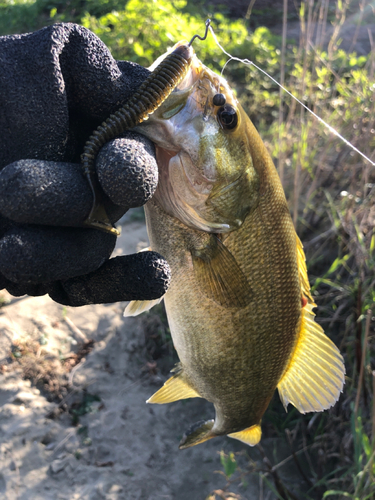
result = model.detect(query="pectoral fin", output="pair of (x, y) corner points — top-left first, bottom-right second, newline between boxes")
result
(179, 419), (215, 449)
(123, 297), (163, 317)
(277, 303), (345, 414)
(228, 423), (262, 446)
(147, 367), (201, 404)
(191, 235), (252, 308)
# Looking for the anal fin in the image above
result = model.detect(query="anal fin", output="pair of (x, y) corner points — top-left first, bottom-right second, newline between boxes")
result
(228, 423), (262, 446)
(277, 303), (345, 414)
(179, 419), (215, 449)
(147, 368), (201, 404)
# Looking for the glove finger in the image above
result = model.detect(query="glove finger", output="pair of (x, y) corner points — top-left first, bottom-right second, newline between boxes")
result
(0, 132), (158, 228)
(0, 160), (93, 226)
(0, 226), (116, 284)
(96, 132), (158, 208)
(47, 252), (171, 306)
(0, 273), (49, 297)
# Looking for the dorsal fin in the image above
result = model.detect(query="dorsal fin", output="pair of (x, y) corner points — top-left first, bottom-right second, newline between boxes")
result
(296, 236), (314, 304)
(277, 303), (345, 414)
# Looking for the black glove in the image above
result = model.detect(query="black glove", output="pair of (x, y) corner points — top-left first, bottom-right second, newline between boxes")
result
(0, 23), (170, 306)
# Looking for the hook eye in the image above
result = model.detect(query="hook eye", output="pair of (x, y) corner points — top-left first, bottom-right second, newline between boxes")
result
(213, 93), (226, 106)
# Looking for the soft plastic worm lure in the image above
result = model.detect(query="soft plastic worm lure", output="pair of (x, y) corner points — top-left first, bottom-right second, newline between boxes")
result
(81, 20), (211, 235)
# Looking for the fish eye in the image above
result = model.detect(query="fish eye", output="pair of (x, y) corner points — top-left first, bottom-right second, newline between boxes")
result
(217, 105), (238, 130)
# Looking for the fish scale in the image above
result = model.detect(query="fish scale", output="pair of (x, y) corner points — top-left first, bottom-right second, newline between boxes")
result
(125, 43), (345, 448)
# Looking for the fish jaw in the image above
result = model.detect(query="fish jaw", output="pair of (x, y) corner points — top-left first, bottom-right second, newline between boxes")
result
(135, 46), (260, 233)
(178, 419), (215, 449)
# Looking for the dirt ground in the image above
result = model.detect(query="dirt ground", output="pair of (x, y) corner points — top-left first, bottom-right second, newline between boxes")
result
(0, 214), (305, 500)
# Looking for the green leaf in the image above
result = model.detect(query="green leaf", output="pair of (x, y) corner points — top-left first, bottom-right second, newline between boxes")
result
(220, 451), (237, 478)
(323, 491), (352, 498)
(326, 255), (350, 275)
(370, 234), (375, 255)
(362, 433), (371, 458)
(133, 41), (144, 57)
(299, 2), (305, 18)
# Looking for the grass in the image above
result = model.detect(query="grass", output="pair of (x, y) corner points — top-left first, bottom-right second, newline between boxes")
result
(1, 0), (374, 497)
(209, 2), (375, 497)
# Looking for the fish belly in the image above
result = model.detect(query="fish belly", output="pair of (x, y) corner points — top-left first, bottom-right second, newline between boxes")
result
(144, 192), (301, 432)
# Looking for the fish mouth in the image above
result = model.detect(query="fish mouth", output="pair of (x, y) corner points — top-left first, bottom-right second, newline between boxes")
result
(142, 44), (253, 233)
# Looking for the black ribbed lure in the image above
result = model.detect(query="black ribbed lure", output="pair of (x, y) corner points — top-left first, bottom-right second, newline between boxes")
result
(81, 20), (212, 234)
(81, 43), (195, 234)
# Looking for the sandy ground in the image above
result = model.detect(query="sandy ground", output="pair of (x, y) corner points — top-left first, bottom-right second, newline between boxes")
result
(0, 214), (305, 500)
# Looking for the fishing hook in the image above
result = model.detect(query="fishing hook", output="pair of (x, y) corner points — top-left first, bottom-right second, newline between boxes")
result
(188, 19), (211, 47)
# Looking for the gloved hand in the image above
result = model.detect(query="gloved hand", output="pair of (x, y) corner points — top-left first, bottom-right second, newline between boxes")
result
(0, 23), (170, 306)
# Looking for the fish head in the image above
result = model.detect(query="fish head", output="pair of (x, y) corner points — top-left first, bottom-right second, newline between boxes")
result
(137, 43), (260, 233)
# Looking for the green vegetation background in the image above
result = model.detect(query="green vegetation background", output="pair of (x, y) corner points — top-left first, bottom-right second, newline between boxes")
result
(1, 0), (374, 498)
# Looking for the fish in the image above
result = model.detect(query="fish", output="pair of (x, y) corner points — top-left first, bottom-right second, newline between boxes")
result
(124, 42), (345, 449)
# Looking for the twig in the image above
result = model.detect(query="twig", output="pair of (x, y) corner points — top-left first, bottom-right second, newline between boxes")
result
(56, 386), (79, 408)
(355, 282), (363, 376)
(285, 429), (314, 488)
(68, 358), (86, 387)
(293, 0), (314, 229)
(348, 0), (366, 54)
(64, 316), (89, 343)
(354, 309), (372, 415)
(305, 226), (337, 247)
(353, 449), (375, 497)
(272, 443), (312, 471)
(259, 472), (264, 500)
(244, 0), (257, 20)
(53, 429), (76, 456)
(257, 443), (299, 500)
(278, 0), (288, 186)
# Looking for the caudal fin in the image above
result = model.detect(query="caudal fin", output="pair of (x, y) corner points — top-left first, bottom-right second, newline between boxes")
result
(179, 420), (215, 449)
(277, 302), (345, 413)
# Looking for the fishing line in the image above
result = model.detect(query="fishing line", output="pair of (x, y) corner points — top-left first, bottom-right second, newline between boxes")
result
(208, 25), (375, 168)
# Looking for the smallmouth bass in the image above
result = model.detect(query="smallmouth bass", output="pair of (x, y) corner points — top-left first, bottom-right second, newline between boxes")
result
(125, 43), (345, 449)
